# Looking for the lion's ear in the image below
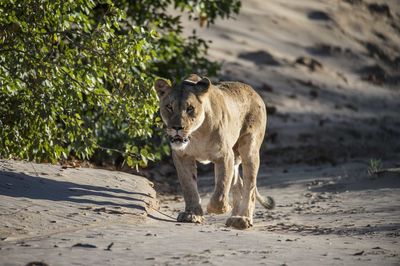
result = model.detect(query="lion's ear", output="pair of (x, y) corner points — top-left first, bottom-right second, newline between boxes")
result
(196, 77), (211, 94)
(185, 74), (202, 83)
(154, 78), (171, 99)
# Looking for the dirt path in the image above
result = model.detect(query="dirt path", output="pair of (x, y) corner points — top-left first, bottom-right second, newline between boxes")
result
(1, 161), (399, 266)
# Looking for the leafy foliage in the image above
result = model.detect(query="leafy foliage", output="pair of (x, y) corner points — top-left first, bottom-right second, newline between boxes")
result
(0, 0), (240, 167)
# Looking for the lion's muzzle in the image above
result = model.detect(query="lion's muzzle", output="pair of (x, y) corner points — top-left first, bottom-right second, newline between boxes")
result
(168, 130), (190, 150)
(169, 135), (189, 144)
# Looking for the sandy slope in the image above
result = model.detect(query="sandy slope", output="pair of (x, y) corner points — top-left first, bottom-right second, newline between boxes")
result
(0, 160), (158, 241)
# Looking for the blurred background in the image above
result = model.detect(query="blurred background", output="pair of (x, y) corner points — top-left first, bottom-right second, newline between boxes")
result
(189, 0), (400, 164)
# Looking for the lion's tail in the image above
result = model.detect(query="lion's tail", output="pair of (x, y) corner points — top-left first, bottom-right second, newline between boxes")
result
(256, 187), (275, 209)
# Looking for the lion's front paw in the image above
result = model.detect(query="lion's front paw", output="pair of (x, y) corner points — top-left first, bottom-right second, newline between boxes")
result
(177, 211), (204, 223)
(226, 216), (252, 230)
(207, 200), (231, 214)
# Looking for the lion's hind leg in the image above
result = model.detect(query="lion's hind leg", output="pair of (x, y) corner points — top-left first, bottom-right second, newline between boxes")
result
(231, 154), (243, 216)
(206, 151), (234, 214)
(226, 134), (260, 229)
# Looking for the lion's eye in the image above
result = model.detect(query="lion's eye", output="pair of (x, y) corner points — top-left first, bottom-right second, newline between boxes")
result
(166, 104), (173, 112)
(186, 106), (194, 113)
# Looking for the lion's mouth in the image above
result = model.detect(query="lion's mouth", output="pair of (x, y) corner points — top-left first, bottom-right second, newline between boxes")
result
(169, 135), (189, 144)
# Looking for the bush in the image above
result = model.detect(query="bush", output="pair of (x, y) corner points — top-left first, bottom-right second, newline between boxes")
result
(0, 0), (240, 168)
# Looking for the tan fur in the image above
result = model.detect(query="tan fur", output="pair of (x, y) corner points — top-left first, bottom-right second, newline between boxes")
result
(154, 74), (274, 229)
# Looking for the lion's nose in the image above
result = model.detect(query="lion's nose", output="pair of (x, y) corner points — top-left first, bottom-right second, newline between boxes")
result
(172, 126), (183, 131)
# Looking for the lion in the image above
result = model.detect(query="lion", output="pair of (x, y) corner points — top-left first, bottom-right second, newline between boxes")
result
(154, 74), (274, 229)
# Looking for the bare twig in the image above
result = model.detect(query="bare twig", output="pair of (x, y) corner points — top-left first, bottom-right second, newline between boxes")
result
(29, 162), (39, 177)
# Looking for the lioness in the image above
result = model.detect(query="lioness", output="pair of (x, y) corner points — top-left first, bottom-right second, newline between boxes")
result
(154, 74), (274, 229)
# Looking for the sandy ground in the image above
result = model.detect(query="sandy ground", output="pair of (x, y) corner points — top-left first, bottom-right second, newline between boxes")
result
(1, 161), (399, 265)
(1, 0), (400, 265)
(0, 160), (158, 242)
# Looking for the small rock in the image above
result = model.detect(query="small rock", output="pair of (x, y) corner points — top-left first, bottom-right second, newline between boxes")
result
(368, 4), (392, 17)
(72, 243), (97, 248)
(353, 250), (364, 256)
(295, 57), (323, 71)
(307, 10), (331, 21)
(25, 262), (49, 266)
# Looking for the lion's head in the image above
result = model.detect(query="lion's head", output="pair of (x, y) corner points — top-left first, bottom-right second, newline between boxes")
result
(154, 74), (211, 151)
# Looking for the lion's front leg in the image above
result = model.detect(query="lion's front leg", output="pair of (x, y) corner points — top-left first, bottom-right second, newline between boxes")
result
(207, 152), (234, 214)
(172, 152), (204, 223)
